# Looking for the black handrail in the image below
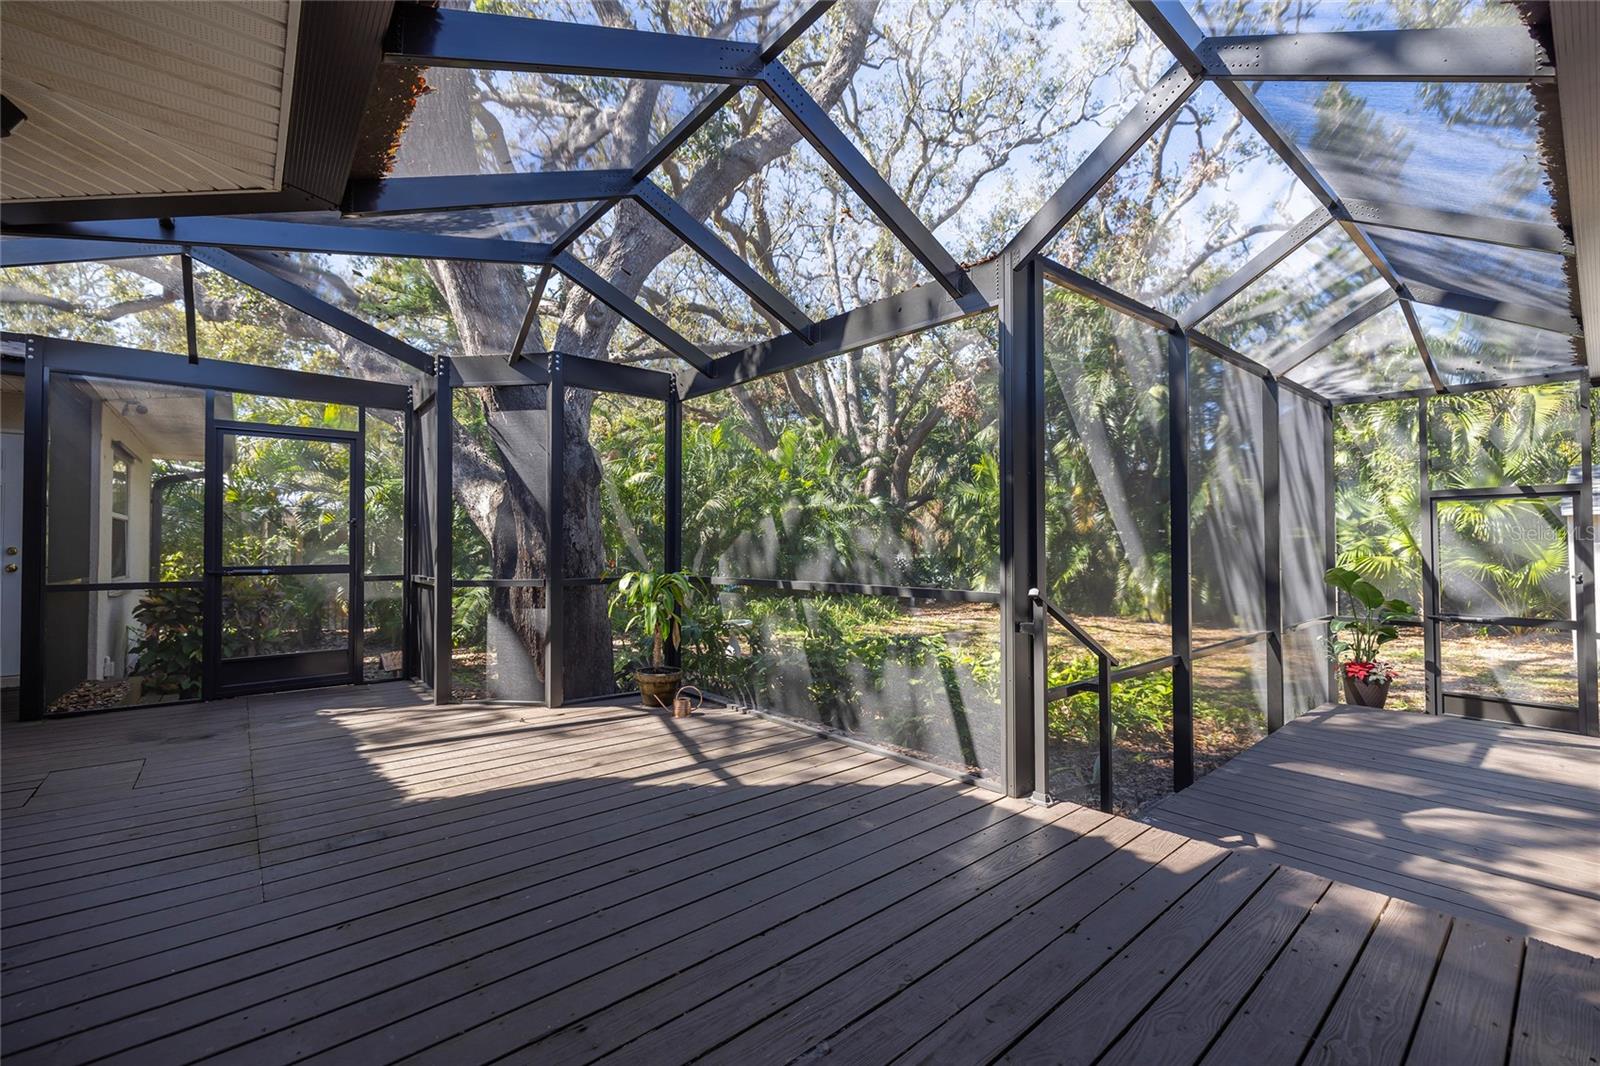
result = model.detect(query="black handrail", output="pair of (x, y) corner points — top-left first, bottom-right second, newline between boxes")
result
(1029, 588), (1114, 813)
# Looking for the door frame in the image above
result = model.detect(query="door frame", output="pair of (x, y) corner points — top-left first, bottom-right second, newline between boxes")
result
(203, 407), (365, 699)
(1425, 486), (1585, 732)
(15, 333), (412, 720)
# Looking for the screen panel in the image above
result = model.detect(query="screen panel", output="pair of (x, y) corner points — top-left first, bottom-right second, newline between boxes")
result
(1043, 286), (1171, 665)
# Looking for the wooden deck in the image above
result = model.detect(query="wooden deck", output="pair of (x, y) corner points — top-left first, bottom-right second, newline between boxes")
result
(1147, 705), (1600, 957)
(2, 684), (1595, 1065)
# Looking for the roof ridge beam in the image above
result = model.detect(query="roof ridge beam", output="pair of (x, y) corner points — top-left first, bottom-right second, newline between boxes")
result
(190, 247), (434, 374)
(1198, 27), (1554, 83)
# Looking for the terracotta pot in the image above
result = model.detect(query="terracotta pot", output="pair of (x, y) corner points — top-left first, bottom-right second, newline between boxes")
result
(636, 667), (682, 709)
(1342, 672), (1390, 709)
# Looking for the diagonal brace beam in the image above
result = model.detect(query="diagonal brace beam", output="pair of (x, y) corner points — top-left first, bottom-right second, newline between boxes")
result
(1270, 287), (1397, 376)
(552, 251), (714, 374)
(191, 247), (435, 374)
(630, 179), (815, 336)
(1179, 207), (1333, 329)
(758, 62), (969, 299)
(1005, 62), (1200, 264)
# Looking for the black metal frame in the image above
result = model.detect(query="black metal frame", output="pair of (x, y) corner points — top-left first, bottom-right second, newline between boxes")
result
(6, 0), (1592, 812)
(206, 419), (365, 698)
(1321, 379), (1599, 734)
(13, 333), (411, 720)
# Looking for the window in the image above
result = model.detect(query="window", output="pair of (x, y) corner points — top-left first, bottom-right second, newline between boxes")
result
(109, 444), (133, 580)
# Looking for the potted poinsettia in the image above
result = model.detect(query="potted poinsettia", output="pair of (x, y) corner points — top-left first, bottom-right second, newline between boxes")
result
(611, 569), (694, 709)
(1323, 566), (1416, 709)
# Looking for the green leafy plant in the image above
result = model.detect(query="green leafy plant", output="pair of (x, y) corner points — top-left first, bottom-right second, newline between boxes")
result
(129, 590), (205, 698)
(1324, 566), (1415, 675)
(610, 570), (694, 669)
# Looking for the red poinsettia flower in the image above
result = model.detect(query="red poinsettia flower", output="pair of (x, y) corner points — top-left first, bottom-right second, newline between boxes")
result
(1342, 660), (1396, 683)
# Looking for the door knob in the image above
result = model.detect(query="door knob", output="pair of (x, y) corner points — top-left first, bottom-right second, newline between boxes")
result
(4, 564), (17, 573)
(4, 546), (16, 555)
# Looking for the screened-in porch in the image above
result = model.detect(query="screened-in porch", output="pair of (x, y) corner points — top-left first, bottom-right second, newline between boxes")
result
(2, 0), (1597, 1062)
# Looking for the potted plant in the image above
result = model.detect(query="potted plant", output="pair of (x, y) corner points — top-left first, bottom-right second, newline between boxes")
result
(611, 569), (694, 708)
(1323, 566), (1416, 709)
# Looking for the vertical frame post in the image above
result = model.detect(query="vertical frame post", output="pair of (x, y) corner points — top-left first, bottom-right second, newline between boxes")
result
(19, 337), (47, 720)
(351, 408), (367, 685)
(1417, 397), (1440, 715)
(1168, 329), (1195, 791)
(401, 401), (417, 680)
(202, 390), (221, 701)
(664, 387), (683, 670)
(1323, 398), (1337, 704)
(546, 355), (567, 708)
(1263, 374), (1284, 732)
(1576, 379), (1597, 735)
(999, 256), (1044, 800)
(432, 357), (453, 705)
(181, 252), (199, 365)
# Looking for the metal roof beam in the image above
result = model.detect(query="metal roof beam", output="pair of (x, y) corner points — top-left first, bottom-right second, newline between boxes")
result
(1134, 2), (1458, 394)
(545, 2), (835, 256)
(1198, 27), (1553, 82)
(758, 63), (969, 299)
(1037, 257), (1179, 332)
(1347, 199), (1573, 254)
(190, 247), (435, 375)
(631, 179), (815, 335)
(1179, 207), (1333, 329)
(1270, 288), (1398, 376)
(0, 237), (181, 267)
(1406, 285), (1583, 336)
(3, 218), (553, 264)
(338, 171), (817, 336)
(551, 251), (714, 374)
(1004, 63), (1200, 264)
(383, 5), (766, 82)
(682, 257), (1001, 397)
(345, 170), (636, 216)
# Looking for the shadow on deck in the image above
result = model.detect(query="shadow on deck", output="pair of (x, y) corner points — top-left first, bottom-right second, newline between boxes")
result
(1, 684), (1595, 1065)
(1146, 704), (1600, 956)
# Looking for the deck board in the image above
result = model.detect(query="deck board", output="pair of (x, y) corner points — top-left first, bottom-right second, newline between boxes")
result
(1148, 705), (1600, 956)
(2, 684), (1594, 1065)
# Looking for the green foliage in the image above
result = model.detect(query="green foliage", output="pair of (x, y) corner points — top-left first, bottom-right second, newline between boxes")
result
(1324, 566), (1415, 666)
(130, 591), (204, 698)
(611, 570), (695, 668)
(1336, 385), (1579, 620)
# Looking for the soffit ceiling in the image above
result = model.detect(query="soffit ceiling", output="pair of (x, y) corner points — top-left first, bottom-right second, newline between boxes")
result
(0, 1), (302, 204)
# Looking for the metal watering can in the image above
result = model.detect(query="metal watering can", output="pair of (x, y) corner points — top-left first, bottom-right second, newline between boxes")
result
(672, 685), (703, 719)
